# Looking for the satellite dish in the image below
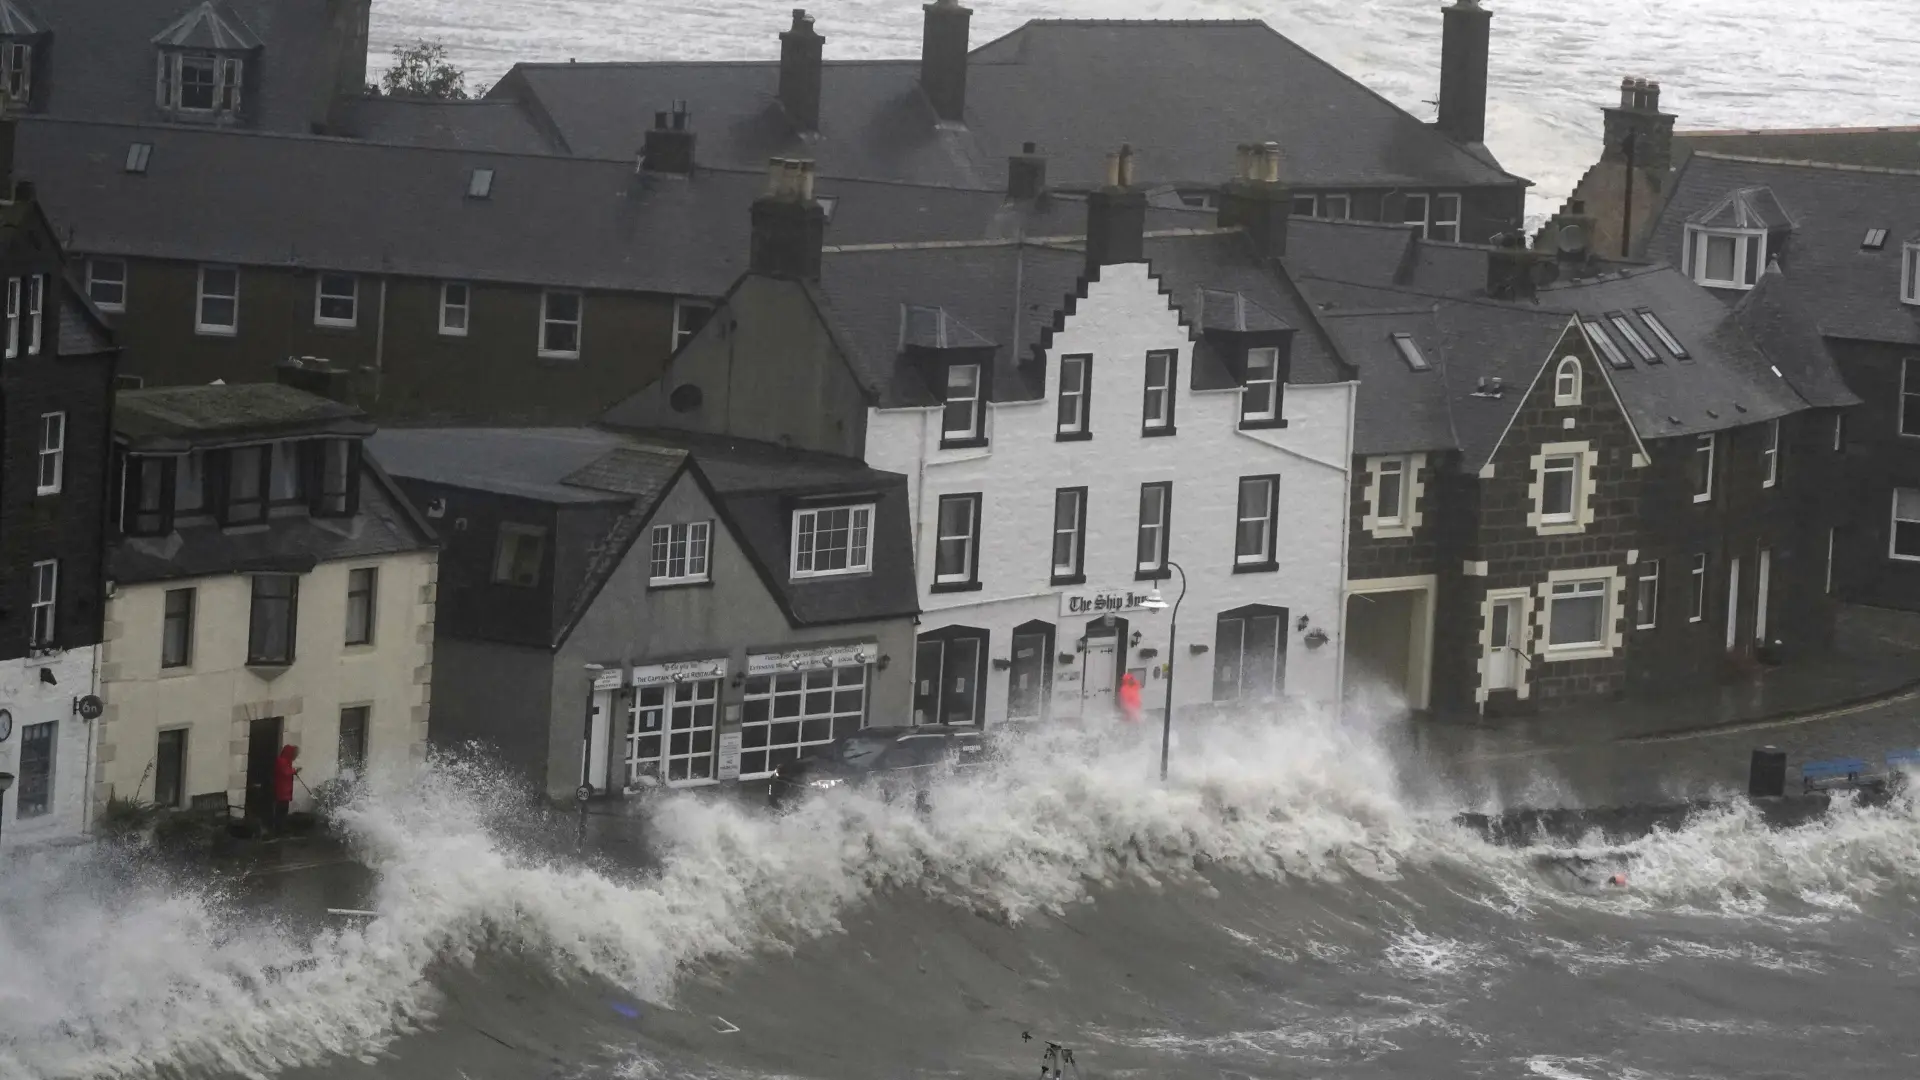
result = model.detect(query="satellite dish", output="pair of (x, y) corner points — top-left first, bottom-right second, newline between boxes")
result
(1557, 223), (1590, 255)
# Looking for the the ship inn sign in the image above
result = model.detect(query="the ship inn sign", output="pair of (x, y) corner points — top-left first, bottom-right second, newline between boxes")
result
(1058, 587), (1159, 618)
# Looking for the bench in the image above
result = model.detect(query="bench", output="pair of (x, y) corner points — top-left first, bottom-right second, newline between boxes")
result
(1801, 757), (1870, 793)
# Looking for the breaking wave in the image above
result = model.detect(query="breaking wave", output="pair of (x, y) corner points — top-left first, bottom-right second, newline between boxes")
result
(6, 705), (1920, 1079)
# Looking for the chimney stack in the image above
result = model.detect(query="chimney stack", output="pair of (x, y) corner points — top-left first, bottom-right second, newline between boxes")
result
(1007, 141), (1047, 201)
(920, 0), (972, 124)
(1435, 0), (1492, 146)
(1484, 231), (1538, 301)
(750, 157), (826, 281)
(276, 356), (358, 404)
(641, 101), (696, 175)
(779, 9), (825, 134)
(1084, 145), (1147, 274)
(1601, 76), (1675, 170)
(1217, 141), (1292, 260)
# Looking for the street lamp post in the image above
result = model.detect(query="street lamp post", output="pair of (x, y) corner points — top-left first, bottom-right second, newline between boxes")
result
(1139, 561), (1187, 782)
(0, 772), (14, 851)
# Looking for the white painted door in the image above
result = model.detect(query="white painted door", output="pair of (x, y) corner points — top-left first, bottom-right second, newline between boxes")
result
(1755, 548), (1772, 643)
(1082, 639), (1118, 715)
(586, 688), (615, 792)
(1486, 598), (1521, 691)
(1726, 556), (1741, 651)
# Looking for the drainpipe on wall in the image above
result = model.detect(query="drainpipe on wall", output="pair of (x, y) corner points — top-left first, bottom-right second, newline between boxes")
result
(913, 410), (929, 556)
(372, 276), (389, 404)
(1333, 379), (1358, 716)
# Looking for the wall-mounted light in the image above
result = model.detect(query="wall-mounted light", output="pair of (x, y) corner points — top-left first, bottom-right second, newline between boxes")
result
(1295, 614), (1311, 632)
(1129, 630), (1143, 647)
(877, 654), (892, 671)
(991, 657), (1013, 671)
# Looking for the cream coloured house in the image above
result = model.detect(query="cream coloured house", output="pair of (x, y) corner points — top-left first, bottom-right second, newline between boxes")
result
(93, 377), (437, 824)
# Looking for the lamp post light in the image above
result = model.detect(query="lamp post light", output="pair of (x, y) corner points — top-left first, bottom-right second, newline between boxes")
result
(0, 771), (13, 851)
(1138, 560), (1187, 782)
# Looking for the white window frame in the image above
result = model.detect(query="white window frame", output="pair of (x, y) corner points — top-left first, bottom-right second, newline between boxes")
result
(4, 275), (17, 358)
(1403, 193), (1431, 238)
(1142, 350), (1175, 431)
(1545, 577), (1612, 654)
(1291, 194), (1318, 218)
(672, 298), (715, 351)
(1057, 354), (1089, 435)
(1539, 454), (1579, 524)
(1136, 482), (1170, 574)
(1051, 487), (1084, 580)
(1375, 457), (1407, 526)
(29, 558), (56, 647)
(1432, 193), (1462, 243)
(1903, 358), (1920, 438)
(942, 362), (983, 442)
(1234, 475), (1277, 566)
(1635, 559), (1660, 630)
(36, 411), (64, 495)
(87, 258), (127, 312)
(1684, 225), (1765, 290)
(1322, 194), (1351, 221)
(1528, 442), (1594, 535)
(1904, 244), (1920, 306)
(539, 289), (583, 359)
(648, 520), (712, 586)
(1689, 553), (1709, 622)
(1692, 433), (1715, 503)
(438, 282), (469, 337)
(314, 273), (358, 328)
(1891, 488), (1920, 562)
(1553, 356), (1581, 405)
(932, 493), (981, 585)
(791, 504), (875, 579)
(176, 53), (217, 111)
(1762, 418), (1780, 488)
(2, 41), (31, 101)
(24, 273), (41, 355)
(196, 265), (238, 336)
(1241, 346), (1279, 423)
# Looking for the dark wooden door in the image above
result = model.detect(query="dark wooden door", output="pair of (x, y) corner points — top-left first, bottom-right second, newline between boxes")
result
(244, 716), (284, 822)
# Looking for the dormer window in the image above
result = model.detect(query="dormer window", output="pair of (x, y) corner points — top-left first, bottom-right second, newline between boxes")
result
(1240, 347), (1280, 426)
(310, 439), (360, 518)
(158, 52), (243, 114)
(1, 40), (30, 102)
(122, 455), (176, 537)
(941, 363), (982, 445)
(1683, 226), (1764, 290)
(1903, 243), (1920, 306)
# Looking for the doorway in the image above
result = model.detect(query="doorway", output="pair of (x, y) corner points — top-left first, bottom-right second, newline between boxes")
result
(1006, 621), (1055, 721)
(1082, 638), (1118, 715)
(1726, 556), (1741, 652)
(1485, 597), (1524, 692)
(1755, 548), (1772, 644)
(1342, 579), (1435, 712)
(244, 716), (284, 823)
(914, 627), (989, 725)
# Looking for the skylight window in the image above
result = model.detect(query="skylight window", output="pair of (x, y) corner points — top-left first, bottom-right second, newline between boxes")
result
(467, 168), (494, 199)
(1635, 308), (1689, 360)
(1390, 332), (1430, 372)
(1864, 229), (1889, 250)
(1584, 319), (1632, 369)
(1607, 312), (1658, 363)
(124, 143), (153, 174)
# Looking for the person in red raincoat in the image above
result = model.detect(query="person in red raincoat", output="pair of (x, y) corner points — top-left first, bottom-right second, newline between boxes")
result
(1118, 673), (1144, 724)
(272, 745), (300, 834)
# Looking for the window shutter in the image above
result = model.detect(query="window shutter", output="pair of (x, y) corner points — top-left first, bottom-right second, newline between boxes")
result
(220, 57), (243, 111)
(156, 51), (174, 108)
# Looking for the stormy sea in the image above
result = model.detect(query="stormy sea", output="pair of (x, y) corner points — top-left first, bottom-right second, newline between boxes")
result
(6, 709), (1920, 1080)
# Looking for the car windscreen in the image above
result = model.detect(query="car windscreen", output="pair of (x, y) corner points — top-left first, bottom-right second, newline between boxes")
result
(830, 733), (898, 769)
(880, 736), (952, 768)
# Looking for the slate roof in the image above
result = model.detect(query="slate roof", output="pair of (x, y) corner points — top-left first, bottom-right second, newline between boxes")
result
(20, 119), (1204, 298)
(339, 97), (569, 156)
(1644, 152), (1920, 347)
(1674, 127), (1920, 173)
(369, 427), (919, 641)
(809, 229), (1351, 411)
(491, 19), (1526, 191)
(20, 0), (340, 130)
(115, 383), (370, 450)
(0, 0), (43, 36)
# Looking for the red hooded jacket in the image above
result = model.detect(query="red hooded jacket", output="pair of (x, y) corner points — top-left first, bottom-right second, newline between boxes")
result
(272, 746), (300, 802)
(1118, 674), (1144, 722)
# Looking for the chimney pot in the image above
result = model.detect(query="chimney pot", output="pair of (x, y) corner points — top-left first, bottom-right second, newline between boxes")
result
(642, 103), (697, 174)
(1218, 140), (1292, 259)
(1085, 144), (1147, 273)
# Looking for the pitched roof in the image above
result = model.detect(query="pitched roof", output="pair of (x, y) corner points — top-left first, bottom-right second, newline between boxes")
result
(19, 119), (1203, 298)
(151, 2), (260, 50)
(811, 229), (1350, 411)
(339, 97), (569, 156)
(0, 0), (43, 36)
(115, 383), (370, 449)
(491, 18), (1526, 191)
(1644, 152), (1920, 346)
(369, 427), (919, 639)
(1674, 126), (1920, 173)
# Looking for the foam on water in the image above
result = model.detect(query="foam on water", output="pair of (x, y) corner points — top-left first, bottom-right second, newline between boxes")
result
(6, 705), (1920, 1079)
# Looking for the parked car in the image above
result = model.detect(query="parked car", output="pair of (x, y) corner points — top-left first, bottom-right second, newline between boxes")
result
(768, 724), (986, 809)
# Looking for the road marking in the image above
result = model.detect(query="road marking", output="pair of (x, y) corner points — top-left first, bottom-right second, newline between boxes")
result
(711, 1016), (740, 1034)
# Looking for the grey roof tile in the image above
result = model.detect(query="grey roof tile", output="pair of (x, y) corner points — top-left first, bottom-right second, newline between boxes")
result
(340, 97), (568, 155)
(1673, 128), (1920, 173)
(116, 383), (369, 448)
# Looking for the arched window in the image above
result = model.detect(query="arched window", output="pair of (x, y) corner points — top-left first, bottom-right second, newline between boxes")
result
(1553, 356), (1581, 406)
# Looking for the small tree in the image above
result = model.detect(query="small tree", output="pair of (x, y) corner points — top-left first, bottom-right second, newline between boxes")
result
(380, 40), (474, 100)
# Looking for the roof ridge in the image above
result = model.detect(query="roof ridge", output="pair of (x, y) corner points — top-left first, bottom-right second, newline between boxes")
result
(1690, 151), (1920, 179)
(1019, 18), (1268, 25)
(1681, 124), (1920, 137)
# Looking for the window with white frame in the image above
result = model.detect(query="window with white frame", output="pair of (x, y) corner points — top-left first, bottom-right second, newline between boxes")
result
(1402, 193), (1431, 238)
(792, 504), (873, 578)
(942, 363), (983, 443)
(1242, 346), (1279, 423)
(314, 273), (357, 328)
(1691, 434), (1715, 502)
(1836, 411), (1847, 452)
(1376, 457), (1407, 526)
(1635, 560), (1660, 629)
(1684, 226), (1764, 290)
(1432, 193), (1462, 243)
(1235, 475), (1278, 566)
(157, 51), (242, 113)
(673, 299), (714, 350)
(4, 275), (16, 358)
(439, 282), (469, 336)
(540, 290), (582, 358)
(1057, 354), (1089, 436)
(1892, 489), (1920, 561)
(1136, 482), (1171, 575)
(1051, 487), (1085, 581)
(1142, 350), (1176, 432)
(933, 493), (981, 586)
(492, 524), (546, 586)
(1904, 358), (1920, 436)
(1553, 356), (1581, 405)
(36, 412), (63, 495)
(196, 265), (238, 335)
(1322, 194), (1351, 221)
(87, 259), (127, 312)
(24, 273), (41, 355)
(3, 41), (31, 101)
(29, 558), (57, 647)
(1291, 194), (1318, 218)
(1540, 453), (1579, 523)
(1690, 553), (1709, 621)
(1904, 244), (1920, 306)
(1762, 418), (1781, 488)
(1547, 578), (1609, 649)
(649, 521), (711, 585)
